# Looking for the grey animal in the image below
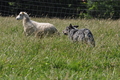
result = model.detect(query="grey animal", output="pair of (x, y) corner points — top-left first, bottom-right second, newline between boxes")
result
(63, 24), (95, 47)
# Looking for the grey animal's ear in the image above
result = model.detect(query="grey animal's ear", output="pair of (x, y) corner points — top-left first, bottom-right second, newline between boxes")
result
(69, 24), (72, 27)
(74, 26), (79, 28)
(69, 24), (73, 28)
(69, 24), (76, 29)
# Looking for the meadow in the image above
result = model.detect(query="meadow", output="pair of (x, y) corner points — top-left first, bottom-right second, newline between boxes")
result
(0, 17), (120, 80)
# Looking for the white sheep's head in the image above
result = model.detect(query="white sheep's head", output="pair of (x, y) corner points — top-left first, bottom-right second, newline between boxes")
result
(16, 12), (29, 20)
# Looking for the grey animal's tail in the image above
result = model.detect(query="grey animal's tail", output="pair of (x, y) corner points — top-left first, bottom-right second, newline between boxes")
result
(84, 29), (95, 47)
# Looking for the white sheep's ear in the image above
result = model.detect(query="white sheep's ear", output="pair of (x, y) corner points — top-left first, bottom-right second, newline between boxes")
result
(28, 13), (31, 16)
(22, 12), (25, 14)
(21, 12), (27, 14)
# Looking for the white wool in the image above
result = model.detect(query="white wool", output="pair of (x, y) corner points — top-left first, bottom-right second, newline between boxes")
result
(32, 21), (54, 29)
(16, 12), (58, 37)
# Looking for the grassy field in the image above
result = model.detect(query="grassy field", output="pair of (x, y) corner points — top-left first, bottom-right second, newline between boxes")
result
(0, 17), (120, 80)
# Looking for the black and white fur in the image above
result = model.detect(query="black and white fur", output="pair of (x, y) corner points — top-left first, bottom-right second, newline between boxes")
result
(63, 24), (95, 47)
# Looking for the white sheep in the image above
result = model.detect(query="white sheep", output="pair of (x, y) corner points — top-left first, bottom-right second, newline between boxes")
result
(16, 12), (59, 38)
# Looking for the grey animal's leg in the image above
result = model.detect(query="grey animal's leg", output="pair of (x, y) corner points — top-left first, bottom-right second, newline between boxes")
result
(87, 39), (95, 47)
(83, 29), (95, 47)
(86, 33), (95, 47)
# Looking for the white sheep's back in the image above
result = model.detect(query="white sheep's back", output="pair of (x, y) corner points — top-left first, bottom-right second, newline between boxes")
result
(31, 20), (58, 36)
(32, 20), (55, 28)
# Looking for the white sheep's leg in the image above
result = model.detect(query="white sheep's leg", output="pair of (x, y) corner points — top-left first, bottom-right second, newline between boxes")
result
(23, 31), (27, 36)
(24, 27), (36, 36)
(35, 31), (44, 38)
(23, 31), (28, 36)
(25, 33), (29, 36)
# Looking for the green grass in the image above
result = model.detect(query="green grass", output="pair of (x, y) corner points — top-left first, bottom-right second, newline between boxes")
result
(0, 17), (120, 80)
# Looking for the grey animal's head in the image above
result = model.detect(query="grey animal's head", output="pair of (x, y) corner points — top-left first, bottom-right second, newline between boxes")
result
(63, 24), (79, 35)
(16, 12), (29, 20)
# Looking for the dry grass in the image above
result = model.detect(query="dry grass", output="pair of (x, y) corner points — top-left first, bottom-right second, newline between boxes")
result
(0, 17), (120, 80)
